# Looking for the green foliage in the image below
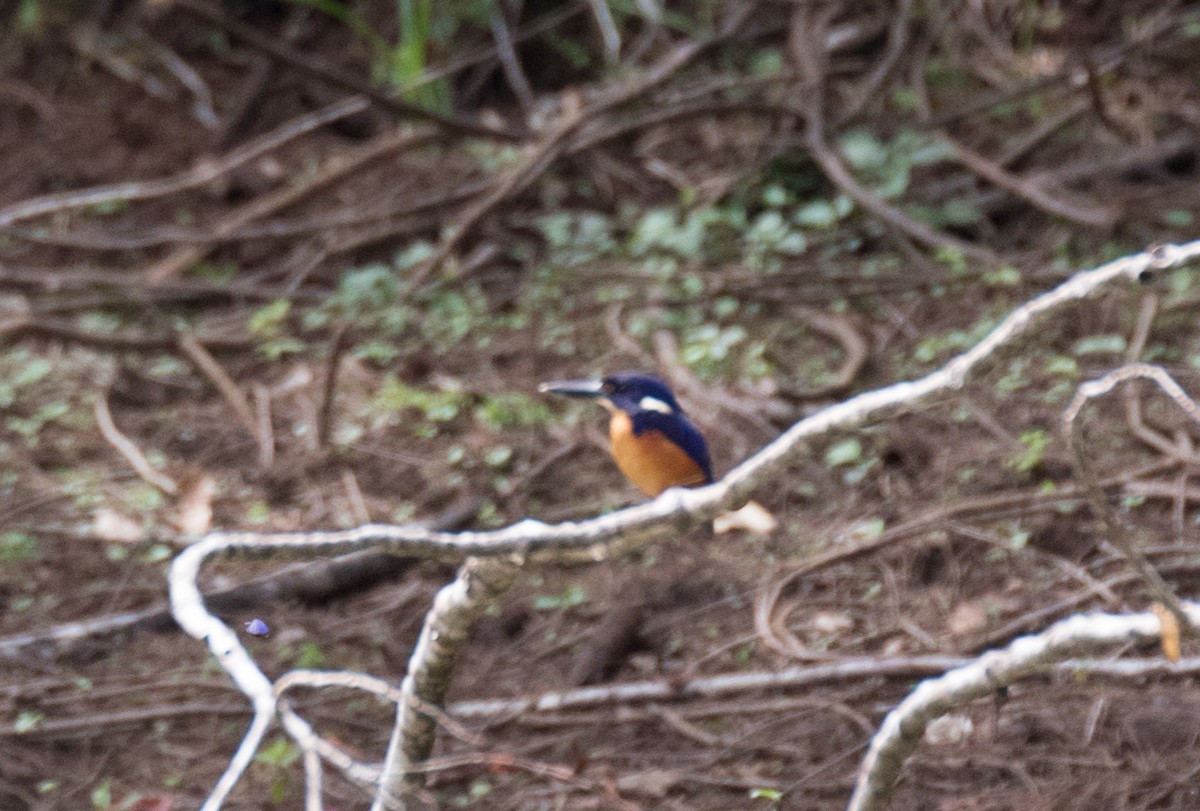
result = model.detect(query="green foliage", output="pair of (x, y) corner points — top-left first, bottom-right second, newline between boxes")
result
(1071, 334), (1127, 356)
(291, 642), (327, 669)
(90, 778), (111, 809)
(824, 437), (863, 467)
(913, 316), (1000, 364)
(374, 377), (465, 424)
(255, 736), (300, 804)
(256, 739), (302, 767)
(532, 583), (587, 610)
(0, 532), (39, 561)
(248, 299), (303, 359)
(281, 0), (495, 108)
(0, 352), (51, 407)
(473, 392), (551, 430)
(450, 779), (494, 806)
(389, 0), (452, 110)
(750, 787), (784, 804)
(312, 254), (526, 360)
(6, 401), (69, 441)
(15, 710), (43, 733)
(1007, 428), (1050, 473)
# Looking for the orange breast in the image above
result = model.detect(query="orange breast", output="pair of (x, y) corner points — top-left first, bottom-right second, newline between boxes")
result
(609, 411), (708, 496)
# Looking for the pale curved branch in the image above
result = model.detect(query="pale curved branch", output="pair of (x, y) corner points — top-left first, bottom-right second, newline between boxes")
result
(846, 603), (1200, 811)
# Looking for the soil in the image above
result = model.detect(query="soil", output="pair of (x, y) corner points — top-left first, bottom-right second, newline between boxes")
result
(3, 2), (1200, 810)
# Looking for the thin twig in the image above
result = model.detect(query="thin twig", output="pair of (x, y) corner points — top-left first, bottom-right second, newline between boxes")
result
(94, 391), (178, 495)
(174, 0), (521, 141)
(1120, 294), (1193, 460)
(316, 325), (349, 449)
(941, 133), (1118, 227)
(0, 95), (369, 227)
(789, 6), (997, 266)
(411, 4), (753, 284)
(1062, 364), (1200, 630)
(144, 127), (431, 283)
(252, 383), (274, 470)
(177, 333), (259, 443)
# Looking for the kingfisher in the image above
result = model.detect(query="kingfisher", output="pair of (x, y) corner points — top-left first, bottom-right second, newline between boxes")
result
(539, 372), (713, 497)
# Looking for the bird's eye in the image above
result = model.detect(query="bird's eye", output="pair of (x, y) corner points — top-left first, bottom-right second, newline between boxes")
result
(602, 380), (617, 394)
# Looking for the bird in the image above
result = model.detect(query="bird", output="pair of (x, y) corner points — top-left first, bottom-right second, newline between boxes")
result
(539, 372), (713, 497)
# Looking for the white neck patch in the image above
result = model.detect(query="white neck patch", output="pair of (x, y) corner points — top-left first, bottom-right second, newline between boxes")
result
(638, 396), (674, 414)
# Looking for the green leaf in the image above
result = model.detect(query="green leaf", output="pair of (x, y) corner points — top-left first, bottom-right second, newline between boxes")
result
(1006, 429), (1050, 472)
(256, 736), (301, 768)
(248, 299), (290, 336)
(293, 642), (327, 669)
(793, 199), (840, 228)
(824, 438), (863, 467)
(982, 266), (1021, 286)
(91, 778), (112, 809)
(749, 48), (783, 76)
(839, 130), (888, 170)
(484, 446), (513, 468)
(750, 787), (784, 801)
(0, 532), (38, 561)
(849, 518), (886, 539)
(1072, 335), (1126, 356)
(532, 583), (587, 611)
(139, 544), (173, 564)
(15, 710), (43, 733)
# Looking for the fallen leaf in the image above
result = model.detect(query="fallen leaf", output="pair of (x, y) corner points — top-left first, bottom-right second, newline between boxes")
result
(713, 500), (778, 536)
(924, 713), (974, 745)
(130, 794), (173, 811)
(174, 472), (216, 537)
(93, 508), (144, 544)
(615, 769), (682, 798)
(947, 601), (988, 636)
(1152, 603), (1182, 662)
(811, 611), (854, 635)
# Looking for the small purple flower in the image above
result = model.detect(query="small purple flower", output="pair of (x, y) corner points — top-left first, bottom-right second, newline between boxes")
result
(244, 618), (270, 637)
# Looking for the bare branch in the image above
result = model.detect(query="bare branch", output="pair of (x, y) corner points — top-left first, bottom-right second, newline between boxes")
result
(847, 604), (1200, 811)
(447, 651), (1200, 721)
(374, 557), (521, 805)
(0, 96), (369, 227)
(1062, 363), (1200, 628)
(94, 391), (179, 495)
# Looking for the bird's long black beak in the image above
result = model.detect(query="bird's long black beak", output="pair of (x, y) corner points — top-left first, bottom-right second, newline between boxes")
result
(538, 379), (606, 399)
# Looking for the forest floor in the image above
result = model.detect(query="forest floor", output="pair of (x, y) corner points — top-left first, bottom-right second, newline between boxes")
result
(3, 2), (1200, 809)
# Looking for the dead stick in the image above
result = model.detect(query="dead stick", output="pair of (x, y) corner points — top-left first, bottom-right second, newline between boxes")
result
(94, 391), (179, 495)
(178, 333), (259, 445)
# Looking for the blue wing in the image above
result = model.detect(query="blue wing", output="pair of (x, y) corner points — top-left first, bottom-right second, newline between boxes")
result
(630, 411), (714, 484)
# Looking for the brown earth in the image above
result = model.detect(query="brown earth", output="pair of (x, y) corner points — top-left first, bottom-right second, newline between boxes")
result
(3, 2), (1200, 809)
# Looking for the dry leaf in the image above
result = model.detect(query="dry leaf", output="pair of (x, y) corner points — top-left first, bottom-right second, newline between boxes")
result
(713, 500), (778, 536)
(1152, 603), (1182, 662)
(947, 601), (988, 637)
(615, 769), (682, 798)
(924, 713), (974, 746)
(811, 611), (854, 636)
(93, 507), (144, 544)
(174, 472), (216, 537)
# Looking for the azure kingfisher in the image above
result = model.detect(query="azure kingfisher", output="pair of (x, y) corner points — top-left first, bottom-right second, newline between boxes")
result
(539, 372), (713, 497)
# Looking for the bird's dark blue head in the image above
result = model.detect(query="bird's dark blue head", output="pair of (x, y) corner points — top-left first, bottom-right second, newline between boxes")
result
(539, 372), (683, 417)
(539, 372), (713, 486)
